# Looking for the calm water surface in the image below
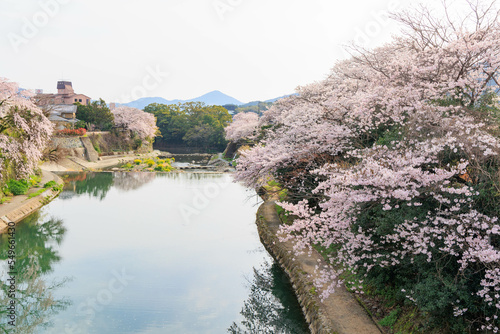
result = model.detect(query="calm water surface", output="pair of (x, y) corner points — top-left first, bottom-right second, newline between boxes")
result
(0, 172), (309, 334)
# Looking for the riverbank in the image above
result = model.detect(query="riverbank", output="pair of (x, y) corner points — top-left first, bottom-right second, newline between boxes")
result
(40, 151), (160, 172)
(0, 170), (63, 234)
(0, 152), (161, 234)
(256, 199), (382, 334)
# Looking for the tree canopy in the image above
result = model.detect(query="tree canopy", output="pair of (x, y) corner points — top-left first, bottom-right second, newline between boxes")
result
(229, 1), (500, 332)
(0, 78), (53, 180)
(75, 99), (114, 131)
(112, 106), (158, 142)
(144, 102), (231, 150)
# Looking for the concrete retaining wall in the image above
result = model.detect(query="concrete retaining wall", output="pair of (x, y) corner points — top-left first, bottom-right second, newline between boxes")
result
(80, 137), (99, 162)
(0, 189), (59, 230)
(50, 137), (84, 149)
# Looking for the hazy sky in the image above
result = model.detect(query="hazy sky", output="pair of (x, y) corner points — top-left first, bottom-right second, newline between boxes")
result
(1, 0), (452, 103)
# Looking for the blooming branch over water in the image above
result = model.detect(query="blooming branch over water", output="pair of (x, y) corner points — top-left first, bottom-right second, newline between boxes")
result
(230, 1), (500, 331)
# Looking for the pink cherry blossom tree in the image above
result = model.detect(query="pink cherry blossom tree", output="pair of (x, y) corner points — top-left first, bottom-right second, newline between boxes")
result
(231, 1), (500, 331)
(112, 106), (158, 142)
(0, 78), (54, 180)
(225, 112), (260, 142)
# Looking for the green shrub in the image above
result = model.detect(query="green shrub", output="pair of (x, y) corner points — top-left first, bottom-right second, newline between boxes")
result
(379, 308), (400, 328)
(7, 179), (30, 195)
(44, 180), (57, 188)
(122, 162), (133, 169)
(134, 159), (142, 165)
(0, 196), (11, 204)
(43, 180), (62, 192)
(145, 159), (155, 167)
(29, 175), (42, 187)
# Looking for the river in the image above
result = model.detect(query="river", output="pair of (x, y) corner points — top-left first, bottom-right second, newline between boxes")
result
(0, 172), (309, 334)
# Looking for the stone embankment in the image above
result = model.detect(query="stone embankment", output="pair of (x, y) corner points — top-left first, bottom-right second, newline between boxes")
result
(256, 199), (383, 334)
(41, 151), (159, 172)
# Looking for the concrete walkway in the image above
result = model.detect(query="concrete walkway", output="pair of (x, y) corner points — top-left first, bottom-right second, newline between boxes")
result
(0, 170), (63, 233)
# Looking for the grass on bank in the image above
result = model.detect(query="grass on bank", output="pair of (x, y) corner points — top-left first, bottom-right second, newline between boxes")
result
(0, 171), (64, 203)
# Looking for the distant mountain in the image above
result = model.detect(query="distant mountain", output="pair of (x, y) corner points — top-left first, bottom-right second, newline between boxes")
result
(123, 97), (180, 109)
(121, 90), (243, 110)
(120, 91), (297, 110)
(188, 90), (242, 106)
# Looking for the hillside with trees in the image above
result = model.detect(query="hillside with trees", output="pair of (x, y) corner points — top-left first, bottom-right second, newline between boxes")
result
(144, 102), (231, 151)
(227, 1), (500, 332)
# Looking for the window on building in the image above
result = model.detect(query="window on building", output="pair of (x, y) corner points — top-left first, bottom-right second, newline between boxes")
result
(74, 99), (77, 102)
(79, 99), (82, 102)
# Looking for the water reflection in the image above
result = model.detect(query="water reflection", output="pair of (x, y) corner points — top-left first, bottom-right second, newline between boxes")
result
(0, 172), (309, 333)
(0, 212), (70, 333)
(61, 172), (114, 201)
(0, 212), (66, 275)
(113, 172), (155, 191)
(228, 260), (310, 334)
(60, 172), (155, 200)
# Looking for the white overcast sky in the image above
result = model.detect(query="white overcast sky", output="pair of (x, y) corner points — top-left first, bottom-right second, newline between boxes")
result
(0, 0), (460, 104)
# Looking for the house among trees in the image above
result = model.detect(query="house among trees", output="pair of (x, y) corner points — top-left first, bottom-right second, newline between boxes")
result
(47, 105), (78, 130)
(35, 81), (91, 129)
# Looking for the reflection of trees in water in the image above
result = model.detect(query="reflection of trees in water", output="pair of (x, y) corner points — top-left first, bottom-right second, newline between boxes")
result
(112, 172), (155, 191)
(61, 171), (229, 201)
(228, 260), (310, 334)
(0, 212), (66, 275)
(0, 212), (70, 333)
(62, 172), (114, 201)
(0, 260), (70, 334)
(61, 172), (157, 200)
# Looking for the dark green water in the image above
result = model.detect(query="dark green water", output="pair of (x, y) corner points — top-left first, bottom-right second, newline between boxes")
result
(0, 172), (309, 334)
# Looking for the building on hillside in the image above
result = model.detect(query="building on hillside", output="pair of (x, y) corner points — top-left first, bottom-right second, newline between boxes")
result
(36, 81), (91, 129)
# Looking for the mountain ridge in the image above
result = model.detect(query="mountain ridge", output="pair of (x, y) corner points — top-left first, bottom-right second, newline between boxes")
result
(121, 91), (296, 110)
(121, 90), (243, 110)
